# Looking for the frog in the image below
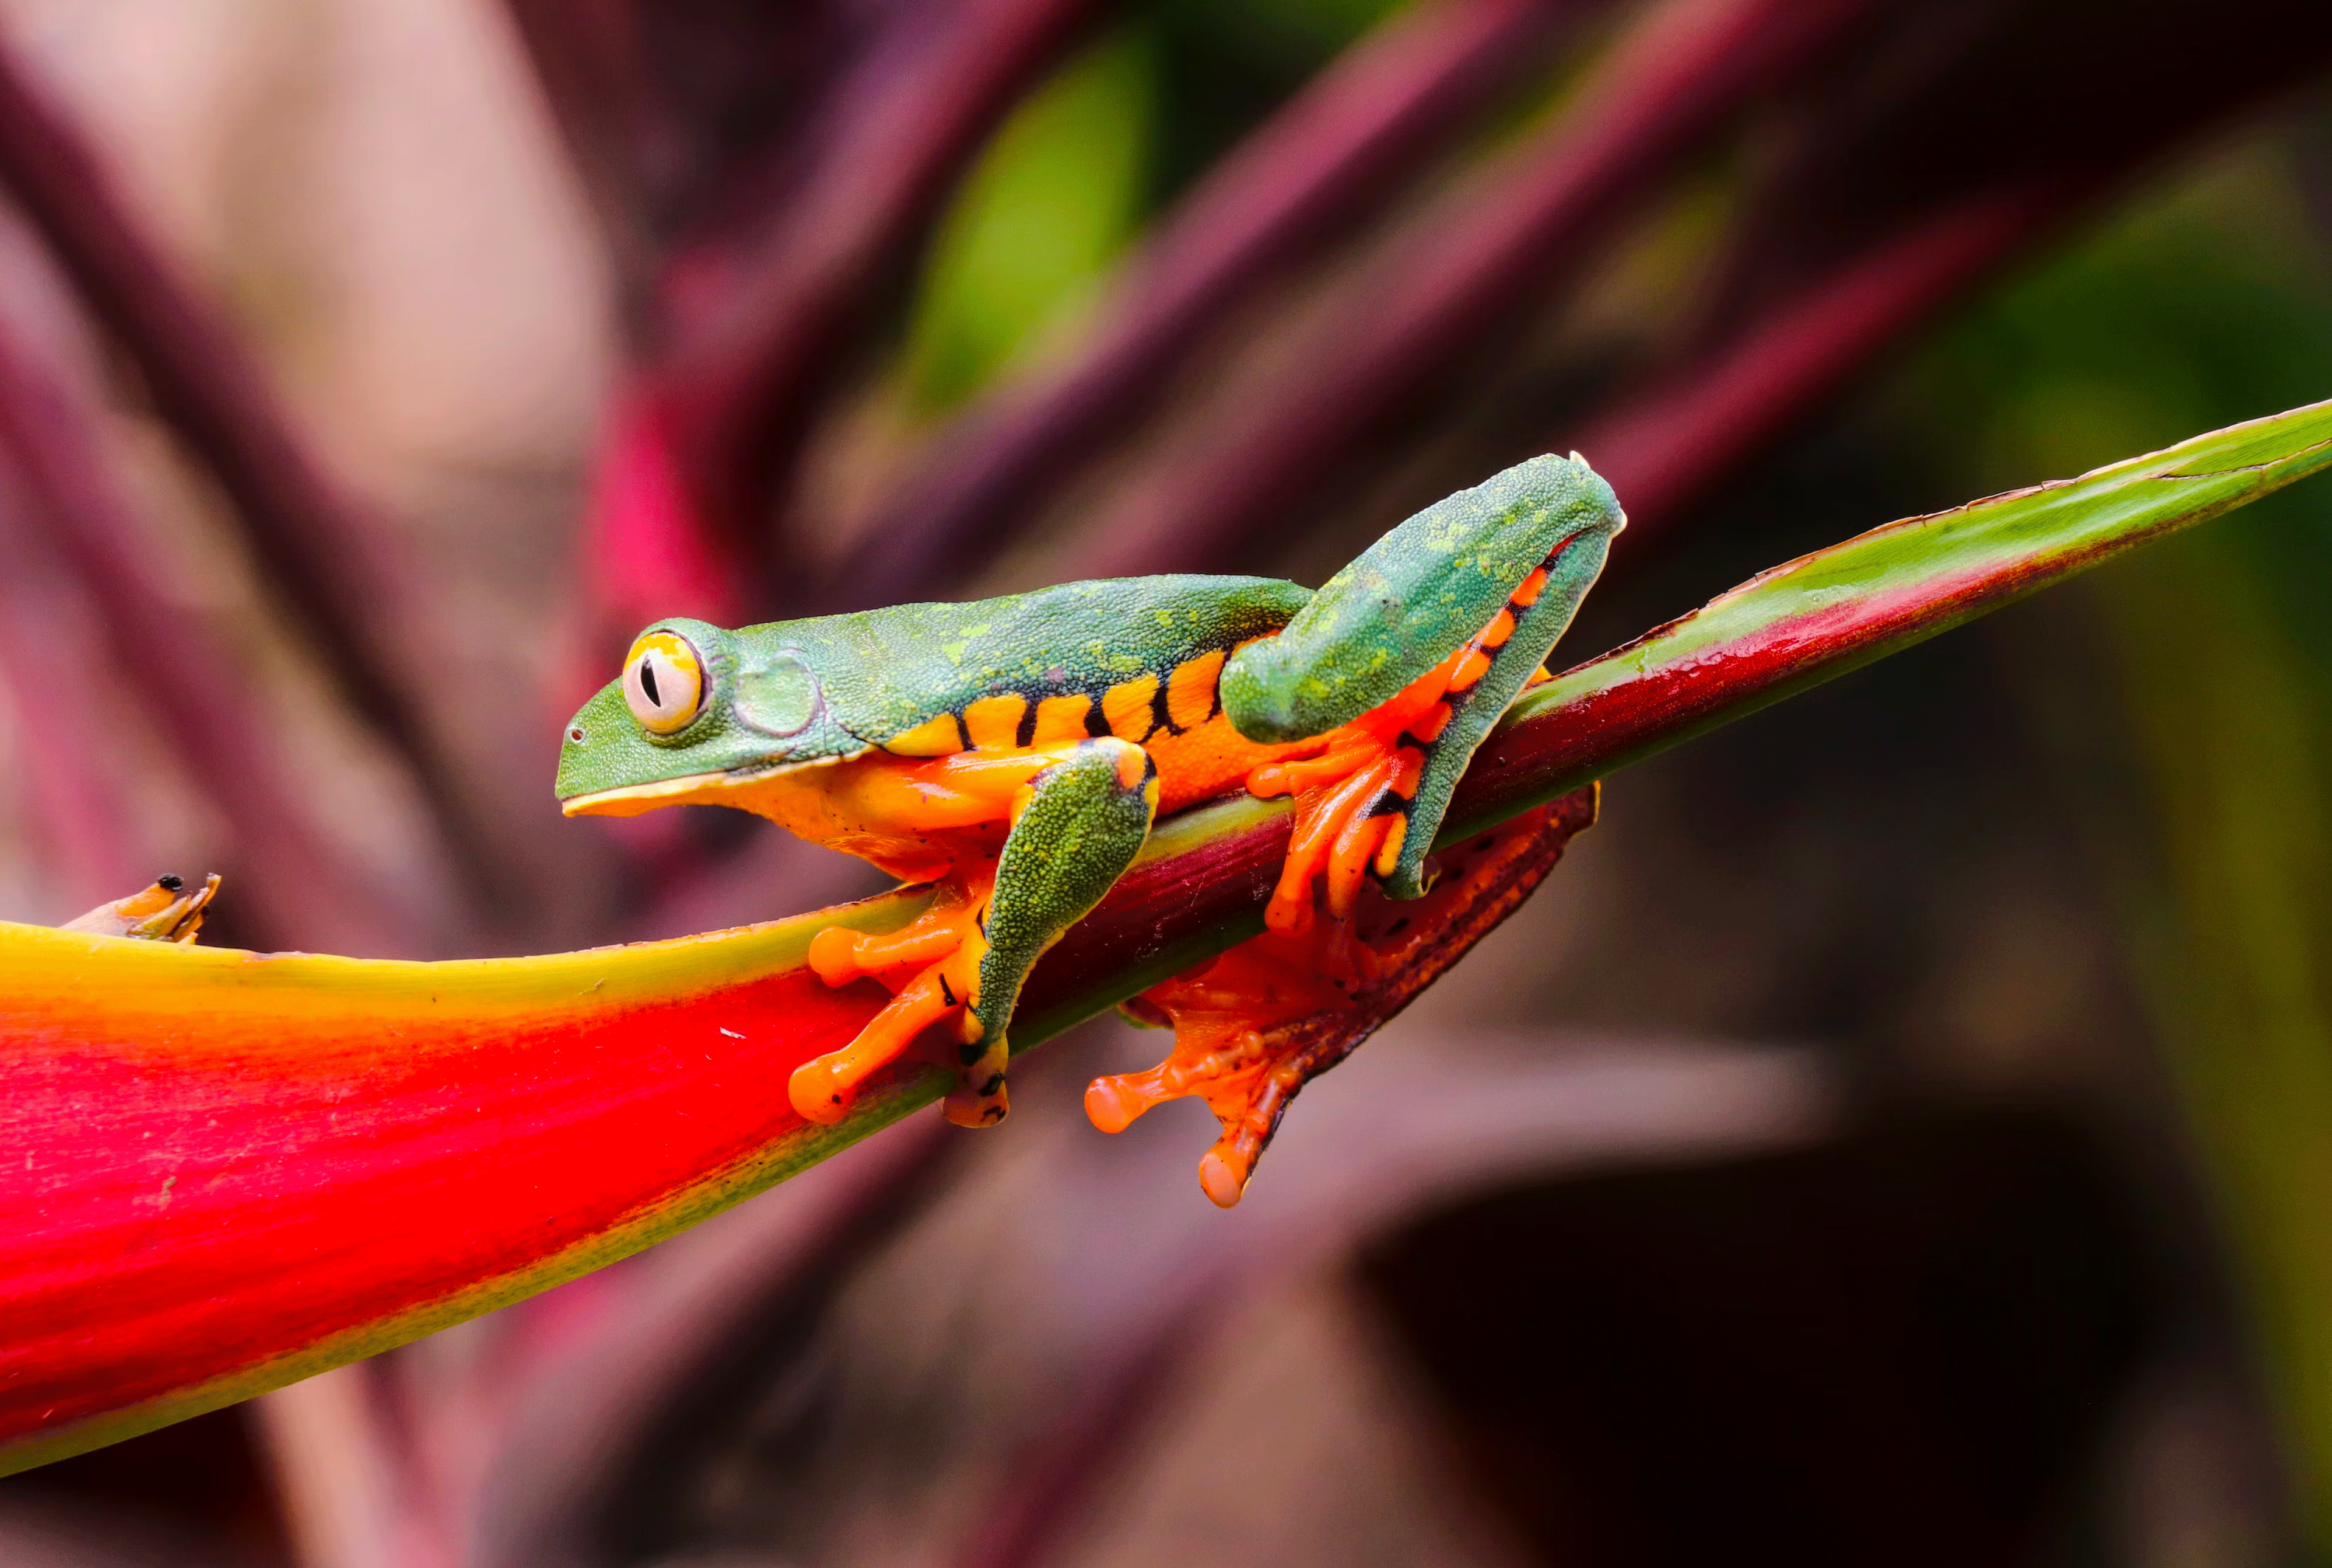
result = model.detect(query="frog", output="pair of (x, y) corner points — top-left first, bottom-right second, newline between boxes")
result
(555, 453), (1623, 1179)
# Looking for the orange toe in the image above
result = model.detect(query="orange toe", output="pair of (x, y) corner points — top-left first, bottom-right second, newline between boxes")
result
(1083, 1072), (1156, 1134)
(807, 925), (865, 987)
(1198, 1149), (1246, 1209)
(789, 957), (961, 1124)
(1094, 794), (1599, 1208)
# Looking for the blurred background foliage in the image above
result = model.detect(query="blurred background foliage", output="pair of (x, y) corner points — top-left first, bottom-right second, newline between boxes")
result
(4, 0), (2332, 1564)
(902, 27), (1157, 412)
(1905, 136), (2332, 1533)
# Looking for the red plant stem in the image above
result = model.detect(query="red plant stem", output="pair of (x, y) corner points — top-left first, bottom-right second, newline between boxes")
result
(650, 0), (1101, 565)
(4, 401), (2322, 1476)
(1576, 180), (2074, 540)
(0, 35), (497, 900)
(824, 0), (1589, 612)
(1064, 0), (1870, 581)
(0, 309), (422, 955)
(461, 1120), (957, 1568)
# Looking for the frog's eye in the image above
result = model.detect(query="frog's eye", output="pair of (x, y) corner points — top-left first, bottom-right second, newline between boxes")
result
(622, 631), (705, 735)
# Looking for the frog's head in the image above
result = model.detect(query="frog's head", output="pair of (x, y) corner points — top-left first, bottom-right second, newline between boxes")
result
(556, 617), (866, 817)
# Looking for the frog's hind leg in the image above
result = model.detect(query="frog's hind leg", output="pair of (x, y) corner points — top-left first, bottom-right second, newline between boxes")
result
(1226, 453), (1622, 920)
(793, 737), (1159, 1128)
(1246, 576), (1543, 932)
(953, 737), (1159, 1125)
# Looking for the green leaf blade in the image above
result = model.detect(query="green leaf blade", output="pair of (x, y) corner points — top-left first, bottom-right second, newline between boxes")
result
(1442, 396), (2332, 838)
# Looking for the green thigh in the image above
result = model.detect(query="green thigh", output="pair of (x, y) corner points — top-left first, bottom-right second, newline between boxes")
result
(953, 738), (1159, 1122)
(1222, 452), (1625, 897)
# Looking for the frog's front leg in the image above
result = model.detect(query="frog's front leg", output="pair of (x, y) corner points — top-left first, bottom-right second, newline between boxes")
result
(795, 738), (1159, 1127)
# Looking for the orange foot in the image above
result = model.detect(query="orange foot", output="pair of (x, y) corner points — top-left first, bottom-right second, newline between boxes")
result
(1086, 789), (1599, 1208)
(1245, 643), (1479, 933)
(1247, 595), (1564, 935)
(796, 872), (995, 1127)
(1086, 923), (1372, 1206)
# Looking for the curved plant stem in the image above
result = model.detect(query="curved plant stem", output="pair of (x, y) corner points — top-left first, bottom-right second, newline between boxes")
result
(2, 397), (2328, 1474)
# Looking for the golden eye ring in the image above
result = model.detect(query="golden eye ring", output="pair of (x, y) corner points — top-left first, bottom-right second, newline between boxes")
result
(622, 630), (706, 735)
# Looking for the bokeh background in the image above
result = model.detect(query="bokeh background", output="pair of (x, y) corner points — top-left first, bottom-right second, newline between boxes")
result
(4, 0), (2332, 1563)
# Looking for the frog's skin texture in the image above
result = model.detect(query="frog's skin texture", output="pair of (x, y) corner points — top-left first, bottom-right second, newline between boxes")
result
(557, 454), (1622, 1148)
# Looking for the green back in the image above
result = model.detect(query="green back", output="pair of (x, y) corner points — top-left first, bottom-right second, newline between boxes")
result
(556, 576), (1310, 800)
(775, 575), (1310, 740)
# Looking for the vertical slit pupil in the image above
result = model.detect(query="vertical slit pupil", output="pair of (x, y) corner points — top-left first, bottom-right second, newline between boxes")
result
(640, 659), (662, 707)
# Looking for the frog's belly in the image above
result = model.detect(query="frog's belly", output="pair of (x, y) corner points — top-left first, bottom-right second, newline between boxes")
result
(721, 757), (1006, 884)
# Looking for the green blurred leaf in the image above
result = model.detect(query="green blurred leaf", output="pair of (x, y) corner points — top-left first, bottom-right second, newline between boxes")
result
(904, 27), (1159, 412)
(1447, 397), (2332, 840)
(1902, 142), (2332, 1545)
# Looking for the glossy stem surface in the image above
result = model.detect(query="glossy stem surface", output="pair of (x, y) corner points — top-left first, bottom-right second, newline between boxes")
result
(4, 399), (2328, 1474)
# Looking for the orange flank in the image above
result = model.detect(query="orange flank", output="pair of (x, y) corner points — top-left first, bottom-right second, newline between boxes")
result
(1143, 710), (1305, 814)
(883, 712), (966, 757)
(1101, 673), (1159, 739)
(1031, 692), (1095, 746)
(961, 693), (1028, 751)
(1165, 648), (1227, 731)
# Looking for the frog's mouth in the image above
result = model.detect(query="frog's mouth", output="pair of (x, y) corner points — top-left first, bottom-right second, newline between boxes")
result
(560, 771), (733, 817)
(559, 754), (848, 818)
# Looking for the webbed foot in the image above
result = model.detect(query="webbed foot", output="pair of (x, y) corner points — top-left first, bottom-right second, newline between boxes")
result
(1087, 789), (1598, 1207)
(1244, 638), (1480, 931)
(796, 874), (998, 1126)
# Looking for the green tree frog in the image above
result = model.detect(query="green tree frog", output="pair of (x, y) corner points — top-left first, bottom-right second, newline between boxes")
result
(557, 454), (1621, 1200)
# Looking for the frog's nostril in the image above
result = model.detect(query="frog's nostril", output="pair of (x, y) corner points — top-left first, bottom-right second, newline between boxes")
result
(568, 727), (586, 743)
